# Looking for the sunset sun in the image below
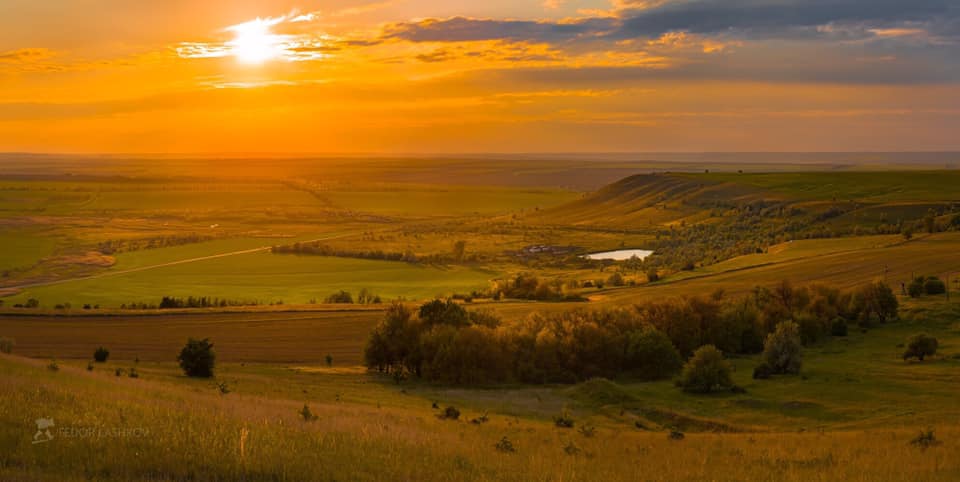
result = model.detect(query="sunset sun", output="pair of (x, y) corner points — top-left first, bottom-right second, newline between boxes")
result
(227, 17), (284, 64)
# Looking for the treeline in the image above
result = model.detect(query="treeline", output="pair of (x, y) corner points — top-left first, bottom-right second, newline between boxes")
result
(121, 297), (268, 310)
(97, 233), (214, 255)
(485, 273), (586, 302)
(364, 280), (898, 385)
(272, 242), (428, 264)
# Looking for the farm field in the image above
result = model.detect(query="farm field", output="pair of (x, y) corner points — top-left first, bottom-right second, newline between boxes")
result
(2, 252), (499, 308)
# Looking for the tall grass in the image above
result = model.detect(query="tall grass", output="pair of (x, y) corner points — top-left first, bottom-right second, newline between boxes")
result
(2, 355), (959, 481)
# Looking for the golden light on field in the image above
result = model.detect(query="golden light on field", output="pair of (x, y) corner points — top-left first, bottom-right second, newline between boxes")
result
(227, 17), (285, 65)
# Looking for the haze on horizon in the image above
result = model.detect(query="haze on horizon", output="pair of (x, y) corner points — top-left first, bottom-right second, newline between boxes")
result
(1, 0), (959, 154)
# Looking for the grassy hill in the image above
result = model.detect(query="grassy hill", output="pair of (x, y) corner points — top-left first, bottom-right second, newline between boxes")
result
(3, 298), (960, 481)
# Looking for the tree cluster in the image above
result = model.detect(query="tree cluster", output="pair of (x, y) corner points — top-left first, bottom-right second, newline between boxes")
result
(364, 280), (897, 385)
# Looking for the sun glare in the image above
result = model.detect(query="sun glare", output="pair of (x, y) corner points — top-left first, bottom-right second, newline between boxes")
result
(227, 18), (284, 64)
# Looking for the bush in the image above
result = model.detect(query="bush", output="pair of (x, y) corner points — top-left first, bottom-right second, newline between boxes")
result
(830, 318), (848, 337)
(128, 367), (139, 378)
(646, 270), (660, 283)
(924, 277), (947, 296)
(678, 345), (734, 393)
(607, 272), (625, 287)
(553, 411), (575, 428)
(93, 346), (110, 363)
(762, 321), (803, 375)
(624, 327), (682, 380)
(47, 360), (59, 371)
(177, 338), (216, 378)
(903, 333), (938, 361)
(0, 337), (14, 354)
(324, 291), (354, 304)
(753, 362), (773, 380)
(495, 437), (516, 453)
(911, 428), (941, 449)
(300, 404), (318, 422)
(909, 276), (947, 297)
(438, 406), (460, 420)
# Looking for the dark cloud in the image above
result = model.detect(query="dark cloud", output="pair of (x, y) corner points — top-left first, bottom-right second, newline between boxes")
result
(381, 1), (959, 44)
(616, 0), (958, 38)
(383, 16), (616, 43)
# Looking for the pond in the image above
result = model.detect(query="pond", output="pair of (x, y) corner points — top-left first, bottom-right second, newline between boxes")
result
(582, 249), (654, 261)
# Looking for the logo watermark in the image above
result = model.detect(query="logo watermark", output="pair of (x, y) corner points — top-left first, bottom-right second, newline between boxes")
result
(32, 417), (150, 444)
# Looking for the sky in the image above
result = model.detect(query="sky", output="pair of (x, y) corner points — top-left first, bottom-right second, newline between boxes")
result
(1, 0), (959, 154)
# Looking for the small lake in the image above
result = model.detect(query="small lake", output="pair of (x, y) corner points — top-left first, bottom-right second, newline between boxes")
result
(582, 249), (654, 261)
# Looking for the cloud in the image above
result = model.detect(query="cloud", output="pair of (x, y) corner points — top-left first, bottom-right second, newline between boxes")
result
(0, 48), (56, 63)
(382, 16), (617, 43)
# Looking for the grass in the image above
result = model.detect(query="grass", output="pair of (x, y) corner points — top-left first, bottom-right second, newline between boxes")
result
(0, 229), (60, 273)
(3, 300), (960, 480)
(4, 252), (497, 308)
(690, 171), (960, 202)
(324, 186), (578, 217)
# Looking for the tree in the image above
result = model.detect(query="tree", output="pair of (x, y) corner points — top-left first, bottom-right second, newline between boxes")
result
(364, 302), (419, 375)
(924, 277), (947, 295)
(93, 346), (110, 363)
(903, 333), (938, 361)
(624, 327), (682, 380)
(607, 272), (626, 287)
(852, 281), (899, 325)
(762, 322), (803, 375)
(452, 240), (467, 263)
(325, 290), (354, 304)
(177, 338), (216, 378)
(678, 345), (734, 393)
(418, 299), (469, 328)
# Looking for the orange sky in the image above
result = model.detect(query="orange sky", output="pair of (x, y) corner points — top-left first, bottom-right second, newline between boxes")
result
(1, 0), (958, 153)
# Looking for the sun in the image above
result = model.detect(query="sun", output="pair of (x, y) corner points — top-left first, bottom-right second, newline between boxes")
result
(227, 18), (284, 64)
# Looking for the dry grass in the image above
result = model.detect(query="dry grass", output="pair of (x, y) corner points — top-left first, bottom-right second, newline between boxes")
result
(2, 354), (959, 481)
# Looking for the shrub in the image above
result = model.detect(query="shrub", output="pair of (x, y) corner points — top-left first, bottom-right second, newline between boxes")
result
(924, 277), (947, 295)
(911, 428), (940, 449)
(908, 278), (925, 298)
(762, 321), (803, 375)
(903, 333), (938, 361)
(830, 318), (848, 337)
(325, 354), (333, 367)
(324, 291), (354, 304)
(438, 406), (460, 420)
(86, 362), (94, 371)
(0, 337), (14, 354)
(299, 404), (318, 422)
(495, 437), (516, 453)
(93, 346), (110, 363)
(177, 338), (216, 378)
(624, 327), (682, 380)
(578, 425), (596, 438)
(646, 270), (660, 283)
(47, 360), (59, 371)
(128, 367), (139, 378)
(607, 272), (625, 287)
(678, 345), (734, 393)
(553, 411), (575, 428)
(752, 362), (773, 380)
(115, 368), (124, 377)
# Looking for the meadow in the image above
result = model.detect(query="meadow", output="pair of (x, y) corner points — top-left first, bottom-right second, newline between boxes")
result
(2, 157), (960, 480)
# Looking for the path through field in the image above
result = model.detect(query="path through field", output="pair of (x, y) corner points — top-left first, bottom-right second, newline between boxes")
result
(7, 231), (358, 291)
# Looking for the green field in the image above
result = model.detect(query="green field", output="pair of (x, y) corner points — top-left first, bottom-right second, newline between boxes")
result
(691, 171), (960, 202)
(5, 252), (497, 308)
